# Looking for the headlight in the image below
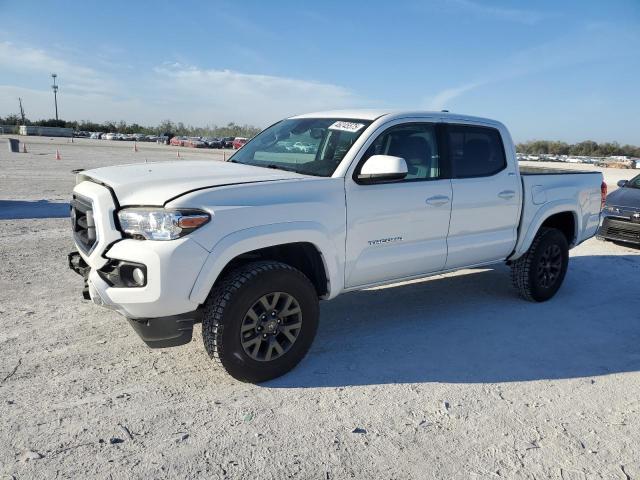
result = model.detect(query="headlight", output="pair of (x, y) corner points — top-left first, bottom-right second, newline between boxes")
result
(117, 208), (210, 240)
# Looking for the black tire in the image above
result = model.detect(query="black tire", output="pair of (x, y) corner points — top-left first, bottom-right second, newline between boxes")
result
(510, 227), (569, 302)
(202, 261), (319, 383)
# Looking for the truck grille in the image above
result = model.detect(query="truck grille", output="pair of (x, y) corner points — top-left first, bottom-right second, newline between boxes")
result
(71, 194), (98, 253)
(598, 217), (640, 244)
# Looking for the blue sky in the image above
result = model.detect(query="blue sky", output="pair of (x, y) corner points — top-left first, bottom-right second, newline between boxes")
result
(1, 0), (638, 143)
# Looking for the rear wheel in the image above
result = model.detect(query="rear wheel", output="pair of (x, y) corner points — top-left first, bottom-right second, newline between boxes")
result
(511, 227), (569, 302)
(202, 261), (319, 383)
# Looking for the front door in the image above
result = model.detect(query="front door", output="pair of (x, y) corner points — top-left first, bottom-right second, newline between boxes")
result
(344, 122), (452, 288)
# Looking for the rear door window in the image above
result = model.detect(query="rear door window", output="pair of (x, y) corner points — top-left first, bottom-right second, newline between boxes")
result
(447, 125), (506, 178)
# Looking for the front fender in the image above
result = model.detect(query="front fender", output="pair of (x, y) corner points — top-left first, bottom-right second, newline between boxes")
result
(189, 222), (343, 304)
(509, 201), (579, 260)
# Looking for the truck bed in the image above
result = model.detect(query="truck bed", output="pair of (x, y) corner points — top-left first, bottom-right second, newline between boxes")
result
(519, 165), (599, 175)
(511, 167), (603, 259)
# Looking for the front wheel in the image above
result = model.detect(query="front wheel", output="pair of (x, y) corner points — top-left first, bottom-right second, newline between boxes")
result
(202, 261), (319, 382)
(510, 227), (569, 302)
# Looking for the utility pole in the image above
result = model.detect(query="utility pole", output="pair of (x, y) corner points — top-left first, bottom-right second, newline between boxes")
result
(51, 73), (59, 121)
(18, 97), (26, 124)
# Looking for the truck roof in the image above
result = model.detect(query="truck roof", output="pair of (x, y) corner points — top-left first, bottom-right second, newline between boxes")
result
(290, 109), (502, 126)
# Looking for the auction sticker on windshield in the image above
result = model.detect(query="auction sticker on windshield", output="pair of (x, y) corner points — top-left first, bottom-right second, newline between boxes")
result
(329, 121), (366, 132)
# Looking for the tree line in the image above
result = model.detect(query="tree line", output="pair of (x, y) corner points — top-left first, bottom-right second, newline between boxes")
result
(0, 115), (262, 138)
(2, 114), (638, 156)
(516, 140), (640, 158)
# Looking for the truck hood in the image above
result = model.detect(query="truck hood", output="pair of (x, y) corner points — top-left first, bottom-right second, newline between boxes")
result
(80, 160), (306, 205)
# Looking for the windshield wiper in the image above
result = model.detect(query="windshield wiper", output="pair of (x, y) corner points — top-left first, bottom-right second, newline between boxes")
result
(264, 164), (298, 173)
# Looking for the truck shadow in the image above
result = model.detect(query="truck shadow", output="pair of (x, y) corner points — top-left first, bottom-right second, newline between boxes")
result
(0, 200), (70, 220)
(268, 254), (640, 388)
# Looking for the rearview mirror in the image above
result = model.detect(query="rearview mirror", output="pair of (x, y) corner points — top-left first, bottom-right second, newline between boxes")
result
(617, 179), (628, 188)
(358, 155), (408, 184)
(310, 128), (324, 139)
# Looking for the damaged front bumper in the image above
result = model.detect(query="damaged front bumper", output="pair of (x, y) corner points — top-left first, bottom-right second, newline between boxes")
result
(68, 251), (91, 299)
(68, 249), (201, 348)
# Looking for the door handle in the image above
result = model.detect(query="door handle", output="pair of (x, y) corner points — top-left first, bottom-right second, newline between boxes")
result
(498, 190), (516, 200)
(425, 195), (450, 206)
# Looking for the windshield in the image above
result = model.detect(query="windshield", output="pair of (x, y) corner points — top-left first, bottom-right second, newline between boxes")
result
(626, 174), (640, 188)
(229, 118), (372, 177)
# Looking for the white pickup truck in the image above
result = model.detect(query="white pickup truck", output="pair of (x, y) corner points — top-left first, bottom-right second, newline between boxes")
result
(69, 110), (605, 382)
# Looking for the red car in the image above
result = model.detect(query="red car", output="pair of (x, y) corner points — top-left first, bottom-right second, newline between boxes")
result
(170, 136), (186, 147)
(232, 137), (247, 149)
(184, 137), (206, 148)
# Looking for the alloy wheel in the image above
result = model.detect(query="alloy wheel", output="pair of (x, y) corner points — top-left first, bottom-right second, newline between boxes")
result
(240, 292), (303, 362)
(537, 244), (562, 289)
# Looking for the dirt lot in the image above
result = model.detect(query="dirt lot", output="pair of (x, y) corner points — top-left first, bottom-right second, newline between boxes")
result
(1, 135), (639, 479)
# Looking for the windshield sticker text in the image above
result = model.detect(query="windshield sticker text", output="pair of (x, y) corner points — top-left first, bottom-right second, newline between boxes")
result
(329, 121), (366, 132)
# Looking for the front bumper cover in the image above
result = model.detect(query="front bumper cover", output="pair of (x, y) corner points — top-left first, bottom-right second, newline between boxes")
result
(127, 310), (202, 348)
(68, 248), (203, 349)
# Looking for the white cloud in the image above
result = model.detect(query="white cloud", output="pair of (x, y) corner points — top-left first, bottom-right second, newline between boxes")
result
(0, 41), (116, 95)
(425, 82), (483, 110)
(0, 84), (157, 124)
(423, 24), (638, 112)
(151, 64), (364, 125)
(0, 40), (365, 126)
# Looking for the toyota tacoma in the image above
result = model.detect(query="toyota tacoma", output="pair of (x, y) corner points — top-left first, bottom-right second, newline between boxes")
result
(68, 110), (605, 382)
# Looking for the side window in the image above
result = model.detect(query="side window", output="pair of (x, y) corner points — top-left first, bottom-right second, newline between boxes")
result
(360, 123), (440, 181)
(448, 125), (506, 178)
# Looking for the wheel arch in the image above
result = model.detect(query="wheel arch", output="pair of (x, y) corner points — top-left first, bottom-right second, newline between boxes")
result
(538, 211), (576, 245)
(510, 203), (579, 261)
(189, 222), (342, 305)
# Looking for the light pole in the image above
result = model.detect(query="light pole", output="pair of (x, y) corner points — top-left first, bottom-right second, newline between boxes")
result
(51, 73), (59, 121)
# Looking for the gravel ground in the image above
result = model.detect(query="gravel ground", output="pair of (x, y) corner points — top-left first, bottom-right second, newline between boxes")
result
(1, 135), (639, 479)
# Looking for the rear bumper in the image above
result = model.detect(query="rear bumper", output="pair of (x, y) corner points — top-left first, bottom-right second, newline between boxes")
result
(597, 217), (640, 245)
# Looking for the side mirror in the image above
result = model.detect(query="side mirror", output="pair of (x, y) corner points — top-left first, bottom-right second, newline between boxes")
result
(617, 179), (628, 188)
(358, 155), (408, 184)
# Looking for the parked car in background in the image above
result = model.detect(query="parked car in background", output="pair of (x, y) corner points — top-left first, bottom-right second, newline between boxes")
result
(184, 137), (206, 148)
(597, 173), (640, 246)
(170, 136), (186, 147)
(203, 137), (223, 148)
(232, 137), (248, 149)
(222, 137), (235, 148)
(103, 133), (116, 141)
(156, 132), (173, 145)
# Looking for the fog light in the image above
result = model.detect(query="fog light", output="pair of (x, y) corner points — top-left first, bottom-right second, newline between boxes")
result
(132, 267), (145, 286)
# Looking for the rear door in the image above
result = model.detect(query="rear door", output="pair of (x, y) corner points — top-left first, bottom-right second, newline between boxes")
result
(444, 123), (520, 269)
(344, 121), (452, 287)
